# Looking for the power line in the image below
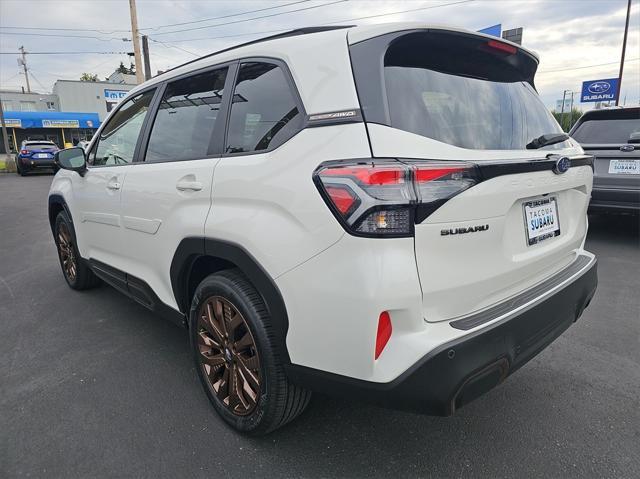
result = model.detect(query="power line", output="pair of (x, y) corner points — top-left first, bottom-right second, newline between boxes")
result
(147, 37), (199, 57)
(0, 31), (127, 41)
(0, 51), (130, 55)
(26, 69), (50, 93)
(323, 0), (475, 26)
(0, 0), (312, 34)
(168, 0), (477, 43)
(539, 58), (639, 74)
(140, 0), (312, 31)
(150, 0), (348, 36)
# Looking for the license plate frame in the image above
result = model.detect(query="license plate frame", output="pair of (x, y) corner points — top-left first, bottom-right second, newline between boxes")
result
(36, 153), (49, 159)
(522, 196), (561, 246)
(608, 159), (640, 175)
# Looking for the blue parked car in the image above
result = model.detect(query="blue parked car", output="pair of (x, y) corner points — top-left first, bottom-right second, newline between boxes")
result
(16, 140), (60, 176)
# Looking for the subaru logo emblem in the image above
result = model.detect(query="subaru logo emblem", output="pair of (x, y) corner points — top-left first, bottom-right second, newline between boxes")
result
(588, 81), (611, 94)
(553, 156), (571, 174)
(620, 144), (635, 152)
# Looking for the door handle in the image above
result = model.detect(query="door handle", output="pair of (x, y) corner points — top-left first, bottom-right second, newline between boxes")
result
(176, 180), (203, 192)
(107, 180), (121, 190)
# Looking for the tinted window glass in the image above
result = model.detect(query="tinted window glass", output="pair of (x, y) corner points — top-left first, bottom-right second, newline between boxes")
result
(145, 68), (227, 162)
(24, 142), (56, 150)
(571, 118), (640, 144)
(226, 62), (301, 154)
(379, 32), (563, 150)
(385, 68), (562, 150)
(91, 90), (154, 166)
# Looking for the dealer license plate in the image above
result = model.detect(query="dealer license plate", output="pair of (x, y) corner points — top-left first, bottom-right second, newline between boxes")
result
(608, 159), (640, 175)
(523, 197), (560, 246)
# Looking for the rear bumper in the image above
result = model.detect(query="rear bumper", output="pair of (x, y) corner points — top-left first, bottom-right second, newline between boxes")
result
(590, 187), (640, 212)
(286, 254), (597, 415)
(20, 157), (56, 169)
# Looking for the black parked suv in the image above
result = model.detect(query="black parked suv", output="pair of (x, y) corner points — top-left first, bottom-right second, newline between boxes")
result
(570, 107), (640, 213)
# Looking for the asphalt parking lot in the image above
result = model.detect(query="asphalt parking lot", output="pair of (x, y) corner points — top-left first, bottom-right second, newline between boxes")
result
(1, 173), (639, 478)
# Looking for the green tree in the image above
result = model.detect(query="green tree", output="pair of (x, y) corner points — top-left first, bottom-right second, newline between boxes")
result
(115, 61), (135, 74)
(115, 61), (128, 74)
(552, 108), (583, 132)
(79, 72), (98, 82)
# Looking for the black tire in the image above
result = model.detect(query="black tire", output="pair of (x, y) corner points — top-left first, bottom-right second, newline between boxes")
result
(190, 269), (311, 435)
(16, 159), (26, 176)
(54, 211), (100, 290)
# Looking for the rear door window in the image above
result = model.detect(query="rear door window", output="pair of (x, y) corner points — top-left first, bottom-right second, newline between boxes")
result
(145, 67), (228, 162)
(225, 62), (302, 154)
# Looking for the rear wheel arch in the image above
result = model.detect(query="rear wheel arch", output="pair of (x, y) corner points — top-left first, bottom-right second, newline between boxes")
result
(171, 237), (291, 364)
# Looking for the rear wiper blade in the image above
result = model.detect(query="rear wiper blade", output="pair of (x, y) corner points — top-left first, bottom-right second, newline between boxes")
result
(526, 133), (569, 149)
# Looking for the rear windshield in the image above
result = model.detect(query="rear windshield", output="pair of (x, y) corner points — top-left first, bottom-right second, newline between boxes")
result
(25, 143), (56, 150)
(571, 118), (640, 144)
(350, 30), (564, 151)
(383, 33), (562, 150)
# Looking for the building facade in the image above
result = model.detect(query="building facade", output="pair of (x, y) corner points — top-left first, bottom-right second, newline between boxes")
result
(53, 79), (137, 121)
(0, 89), (59, 113)
(1, 75), (137, 154)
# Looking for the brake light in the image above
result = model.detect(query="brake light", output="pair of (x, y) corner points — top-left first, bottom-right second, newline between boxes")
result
(20, 149), (29, 155)
(321, 166), (406, 185)
(325, 185), (359, 216)
(314, 159), (478, 237)
(486, 40), (517, 55)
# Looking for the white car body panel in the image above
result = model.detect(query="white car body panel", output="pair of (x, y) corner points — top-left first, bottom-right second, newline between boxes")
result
(118, 158), (220, 309)
(206, 124), (369, 279)
(126, 29), (360, 117)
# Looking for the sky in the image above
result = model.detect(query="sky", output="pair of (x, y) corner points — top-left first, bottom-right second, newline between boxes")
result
(0, 0), (638, 111)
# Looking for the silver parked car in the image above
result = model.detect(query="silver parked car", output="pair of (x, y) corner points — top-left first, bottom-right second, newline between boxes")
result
(570, 107), (640, 213)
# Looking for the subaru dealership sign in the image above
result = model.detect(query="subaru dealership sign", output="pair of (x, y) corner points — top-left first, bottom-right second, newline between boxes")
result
(581, 78), (619, 103)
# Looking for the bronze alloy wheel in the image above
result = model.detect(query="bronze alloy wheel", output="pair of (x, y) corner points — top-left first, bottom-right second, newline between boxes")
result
(57, 223), (77, 282)
(197, 296), (261, 416)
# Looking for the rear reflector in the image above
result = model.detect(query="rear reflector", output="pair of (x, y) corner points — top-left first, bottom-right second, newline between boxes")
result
(375, 311), (392, 360)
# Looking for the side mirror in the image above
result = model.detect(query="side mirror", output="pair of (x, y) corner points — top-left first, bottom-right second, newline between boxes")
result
(628, 132), (640, 144)
(55, 147), (87, 176)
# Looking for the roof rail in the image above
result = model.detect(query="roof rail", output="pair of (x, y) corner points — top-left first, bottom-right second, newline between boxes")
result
(162, 25), (354, 76)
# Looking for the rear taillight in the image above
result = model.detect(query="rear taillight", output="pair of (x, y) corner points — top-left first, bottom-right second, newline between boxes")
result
(20, 149), (29, 155)
(314, 159), (478, 237)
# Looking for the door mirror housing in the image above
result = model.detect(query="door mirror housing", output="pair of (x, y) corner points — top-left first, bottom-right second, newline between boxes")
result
(55, 147), (87, 175)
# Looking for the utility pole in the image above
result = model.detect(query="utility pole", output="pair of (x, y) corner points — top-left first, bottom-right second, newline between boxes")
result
(141, 35), (152, 81)
(568, 91), (575, 130)
(19, 46), (31, 93)
(615, 0), (631, 106)
(128, 0), (145, 84)
(0, 96), (17, 171)
(560, 90), (568, 131)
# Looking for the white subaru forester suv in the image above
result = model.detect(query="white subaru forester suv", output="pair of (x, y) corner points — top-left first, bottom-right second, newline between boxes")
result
(49, 24), (598, 435)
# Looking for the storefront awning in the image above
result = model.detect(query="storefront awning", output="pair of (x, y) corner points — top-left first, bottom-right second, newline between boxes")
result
(2, 111), (101, 129)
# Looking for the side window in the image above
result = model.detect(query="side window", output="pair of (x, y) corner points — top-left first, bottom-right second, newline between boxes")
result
(225, 62), (302, 154)
(145, 68), (228, 162)
(90, 90), (155, 166)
